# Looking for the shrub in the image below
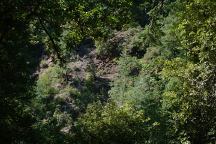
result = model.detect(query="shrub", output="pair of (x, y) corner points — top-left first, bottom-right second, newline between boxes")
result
(36, 65), (65, 98)
(75, 102), (153, 144)
(96, 27), (148, 58)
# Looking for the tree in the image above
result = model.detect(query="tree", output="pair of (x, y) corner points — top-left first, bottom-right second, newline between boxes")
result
(161, 0), (216, 143)
(74, 102), (154, 144)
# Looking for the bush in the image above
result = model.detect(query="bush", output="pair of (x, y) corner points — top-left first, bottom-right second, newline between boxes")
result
(36, 65), (65, 98)
(96, 27), (148, 58)
(109, 56), (142, 103)
(75, 102), (154, 144)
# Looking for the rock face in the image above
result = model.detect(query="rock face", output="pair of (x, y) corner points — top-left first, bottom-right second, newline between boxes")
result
(66, 38), (118, 92)
(36, 38), (119, 129)
(34, 37), (121, 135)
(66, 38), (118, 102)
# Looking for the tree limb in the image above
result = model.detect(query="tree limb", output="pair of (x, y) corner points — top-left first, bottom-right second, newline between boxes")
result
(38, 17), (65, 65)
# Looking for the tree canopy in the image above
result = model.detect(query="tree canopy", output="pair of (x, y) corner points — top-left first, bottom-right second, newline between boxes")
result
(1, 0), (216, 143)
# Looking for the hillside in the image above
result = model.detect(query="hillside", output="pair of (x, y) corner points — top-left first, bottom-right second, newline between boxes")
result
(1, 0), (216, 144)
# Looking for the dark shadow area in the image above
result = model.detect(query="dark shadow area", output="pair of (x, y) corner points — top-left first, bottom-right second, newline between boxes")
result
(0, 40), (44, 143)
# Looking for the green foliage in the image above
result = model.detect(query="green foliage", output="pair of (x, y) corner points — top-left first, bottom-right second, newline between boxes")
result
(109, 56), (142, 103)
(110, 54), (174, 143)
(160, 1), (216, 143)
(4, 0), (216, 143)
(96, 25), (162, 59)
(33, 65), (74, 143)
(75, 102), (153, 144)
(37, 65), (65, 97)
(0, 0), (140, 141)
(33, 59), (110, 143)
(0, 1), (45, 141)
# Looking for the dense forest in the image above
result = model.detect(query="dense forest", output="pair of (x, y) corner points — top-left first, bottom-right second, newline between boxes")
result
(1, 0), (216, 143)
